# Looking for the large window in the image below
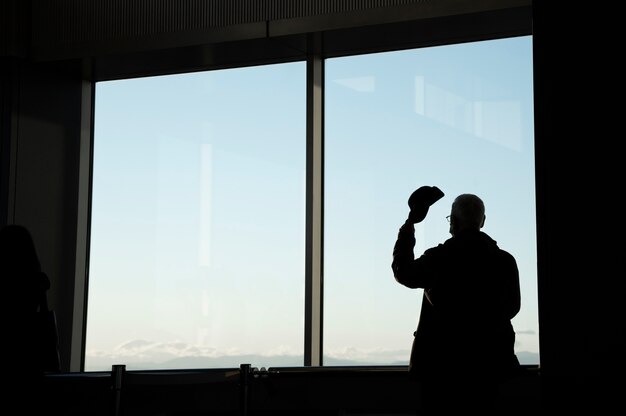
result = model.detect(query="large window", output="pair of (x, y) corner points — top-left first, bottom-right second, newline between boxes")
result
(86, 35), (537, 371)
(86, 63), (307, 370)
(324, 36), (538, 365)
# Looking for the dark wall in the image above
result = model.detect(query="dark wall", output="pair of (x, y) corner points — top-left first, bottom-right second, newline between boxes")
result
(1, 57), (85, 372)
(532, 0), (623, 412)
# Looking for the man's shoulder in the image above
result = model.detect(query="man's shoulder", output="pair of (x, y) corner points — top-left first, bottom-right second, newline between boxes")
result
(490, 244), (518, 269)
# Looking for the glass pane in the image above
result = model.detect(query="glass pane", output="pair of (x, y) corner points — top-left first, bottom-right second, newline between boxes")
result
(86, 63), (306, 370)
(324, 36), (538, 365)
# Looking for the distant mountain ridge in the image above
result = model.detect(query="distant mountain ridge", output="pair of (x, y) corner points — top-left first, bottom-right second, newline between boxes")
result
(85, 350), (540, 371)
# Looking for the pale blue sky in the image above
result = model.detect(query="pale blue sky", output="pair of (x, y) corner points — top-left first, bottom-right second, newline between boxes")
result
(85, 35), (537, 370)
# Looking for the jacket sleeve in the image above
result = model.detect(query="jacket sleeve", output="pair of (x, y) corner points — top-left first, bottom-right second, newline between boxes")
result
(391, 222), (416, 286)
(391, 222), (438, 289)
(502, 251), (521, 320)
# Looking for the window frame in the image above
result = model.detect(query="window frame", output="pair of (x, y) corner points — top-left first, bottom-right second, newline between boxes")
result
(75, 11), (534, 371)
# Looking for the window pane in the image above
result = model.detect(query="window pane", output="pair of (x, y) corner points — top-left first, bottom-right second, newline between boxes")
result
(86, 63), (306, 370)
(324, 36), (538, 365)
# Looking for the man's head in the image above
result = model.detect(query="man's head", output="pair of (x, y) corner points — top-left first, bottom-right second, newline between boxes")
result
(449, 194), (485, 235)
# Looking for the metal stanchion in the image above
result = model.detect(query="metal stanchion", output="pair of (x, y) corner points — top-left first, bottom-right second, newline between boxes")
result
(239, 364), (251, 416)
(111, 364), (125, 416)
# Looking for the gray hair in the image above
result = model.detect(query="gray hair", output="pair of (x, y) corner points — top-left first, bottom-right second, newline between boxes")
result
(451, 194), (485, 230)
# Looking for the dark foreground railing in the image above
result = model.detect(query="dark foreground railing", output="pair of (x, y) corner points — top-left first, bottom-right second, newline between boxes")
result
(39, 364), (540, 415)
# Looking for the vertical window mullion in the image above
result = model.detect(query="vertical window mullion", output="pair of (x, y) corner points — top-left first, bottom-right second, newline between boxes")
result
(305, 49), (324, 367)
(74, 80), (95, 371)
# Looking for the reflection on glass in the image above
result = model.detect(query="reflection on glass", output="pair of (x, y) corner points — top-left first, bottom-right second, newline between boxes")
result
(324, 36), (538, 365)
(86, 63), (306, 370)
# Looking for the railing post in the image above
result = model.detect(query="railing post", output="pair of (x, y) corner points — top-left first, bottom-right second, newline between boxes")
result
(111, 364), (125, 416)
(239, 363), (251, 416)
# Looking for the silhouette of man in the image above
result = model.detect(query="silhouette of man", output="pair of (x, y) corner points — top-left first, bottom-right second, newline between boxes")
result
(392, 191), (521, 413)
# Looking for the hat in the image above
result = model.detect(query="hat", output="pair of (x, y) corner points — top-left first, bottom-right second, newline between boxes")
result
(407, 186), (445, 223)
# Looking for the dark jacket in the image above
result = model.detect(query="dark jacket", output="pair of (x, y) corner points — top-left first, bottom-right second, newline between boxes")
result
(392, 227), (521, 379)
